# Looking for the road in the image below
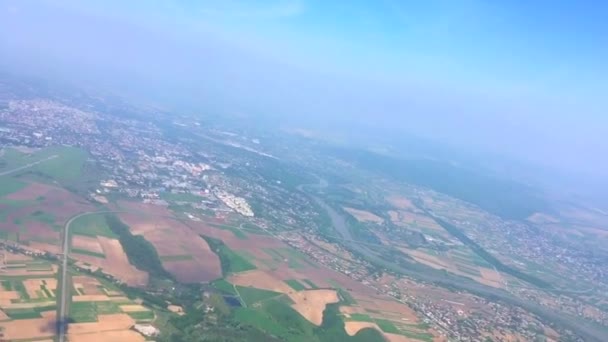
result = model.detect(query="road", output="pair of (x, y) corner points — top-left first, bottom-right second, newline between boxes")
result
(57, 211), (120, 342)
(0, 155), (58, 176)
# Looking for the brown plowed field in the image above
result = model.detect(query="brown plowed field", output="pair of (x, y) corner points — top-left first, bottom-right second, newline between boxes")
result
(118, 214), (221, 283)
(0, 310), (56, 340)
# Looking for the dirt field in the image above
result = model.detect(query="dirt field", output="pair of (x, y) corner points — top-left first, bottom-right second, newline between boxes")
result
(68, 313), (135, 334)
(344, 207), (384, 224)
(73, 235), (105, 255)
(389, 211), (442, 230)
(291, 289), (339, 325)
(344, 321), (381, 336)
(0, 310), (56, 340)
(387, 195), (417, 210)
(479, 268), (503, 288)
(68, 330), (146, 342)
(119, 304), (149, 312)
(73, 276), (106, 296)
(71, 237), (148, 286)
(23, 278), (56, 299)
(118, 213), (221, 283)
(229, 270), (294, 293)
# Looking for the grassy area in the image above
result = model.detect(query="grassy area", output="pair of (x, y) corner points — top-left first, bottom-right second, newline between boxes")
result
(0, 176), (26, 197)
(161, 192), (203, 203)
(126, 310), (155, 321)
(284, 279), (307, 291)
(29, 210), (56, 225)
(376, 319), (400, 334)
(212, 279), (238, 296)
(236, 286), (282, 307)
(71, 248), (106, 258)
(347, 313), (374, 322)
(159, 255), (193, 262)
(233, 299), (385, 342)
(202, 235), (256, 275)
(71, 214), (118, 238)
(70, 301), (99, 323)
(5, 306), (56, 319)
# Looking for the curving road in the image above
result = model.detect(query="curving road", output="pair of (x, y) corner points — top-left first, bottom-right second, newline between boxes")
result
(57, 211), (122, 342)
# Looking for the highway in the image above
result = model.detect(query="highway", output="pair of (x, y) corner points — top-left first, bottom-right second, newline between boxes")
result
(57, 211), (119, 342)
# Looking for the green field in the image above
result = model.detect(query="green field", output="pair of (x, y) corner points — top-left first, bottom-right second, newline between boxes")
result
(160, 255), (194, 262)
(126, 310), (155, 321)
(202, 235), (256, 274)
(233, 299), (385, 342)
(71, 214), (118, 238)
(212, 279), (238, 296)
(69, 300), (123, 323)
(160, 192), (203, 203)
(5, 306), (56, 319)
(236, 286), (282, 306)
(0, 177), (26, 197)
(376, 319), (400, 334)
(284, 279), (307, 291)
(0, 146), (88, 181)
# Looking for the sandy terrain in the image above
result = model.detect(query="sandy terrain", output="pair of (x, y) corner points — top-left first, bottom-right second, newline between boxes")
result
(344, 321), (381, 336)
(72, 235), (105, 255)
(344, 207), (384, 224)
(479, 268), (503, 288)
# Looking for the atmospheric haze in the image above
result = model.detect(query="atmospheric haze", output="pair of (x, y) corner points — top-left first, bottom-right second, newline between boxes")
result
(1, 0), (607, 199)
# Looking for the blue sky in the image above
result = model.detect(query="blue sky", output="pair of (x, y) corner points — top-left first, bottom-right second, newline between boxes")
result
(0, 0), (607, 179)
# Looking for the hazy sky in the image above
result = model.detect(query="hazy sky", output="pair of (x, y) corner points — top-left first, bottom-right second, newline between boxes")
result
(0, 0), (607, 179)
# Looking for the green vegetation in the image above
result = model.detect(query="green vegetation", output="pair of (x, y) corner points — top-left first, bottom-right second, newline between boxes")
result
(161, 192), (203, 203)
(160, 255), (194, 262)
(347, 313), (374, 322)
(284, 279), (307, 291)
(71, 248), (105, 258)
(105, 214), (172, 280)
(202, 235), (256, 274)
(127, 310), (155, 321)
(71, 214), (118, 238)
(70, 301), (99, 323)
(0, 177), (26, 196)
(5, 306), (56, 319)
(29, 210), (56, 224)
(236, 286), (282, 306)
(376, 319), (400, 334)
(212, 279), (238, 296)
